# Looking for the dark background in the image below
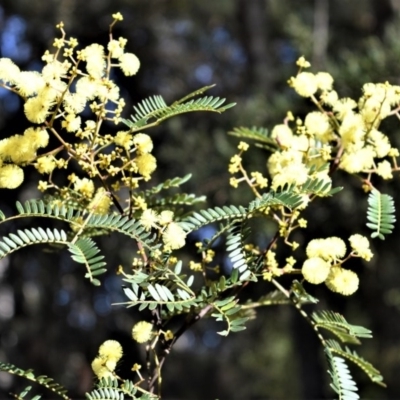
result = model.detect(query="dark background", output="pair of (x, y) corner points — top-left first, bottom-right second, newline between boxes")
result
(1, 0), (400, 399)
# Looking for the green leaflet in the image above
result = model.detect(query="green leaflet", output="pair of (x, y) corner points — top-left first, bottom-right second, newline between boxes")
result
(313, 310), (372, 345)
(325, 350), (360, 400)
(121, 85), (235, 131)
(0, 361), (69, 399)
(366, 189), (396, 240)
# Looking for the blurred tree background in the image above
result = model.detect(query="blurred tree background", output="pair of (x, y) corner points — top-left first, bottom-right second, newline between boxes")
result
(1, 0), (400, 398)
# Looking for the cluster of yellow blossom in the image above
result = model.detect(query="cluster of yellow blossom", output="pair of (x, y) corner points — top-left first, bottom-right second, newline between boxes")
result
(189, 248), (216, 272)
(302, 235), (373, 295)
(91, 339), (123, 380)
(287, 57), (400, 182)
(230, 55), (400, 203)
(139, 209), (186, 250)
(0, 12), (155, 215)
(0, 127), (49, 188)
(228, 141), (269, 193)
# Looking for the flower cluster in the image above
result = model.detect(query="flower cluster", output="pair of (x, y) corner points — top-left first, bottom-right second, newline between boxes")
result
(228, 56), (398, 295)
(139, 209), (187, 250)
(0, 13), (157, 216)
(288, 59), (400, 180)
(302, 235), (373, 295)
(91, 339), (123, 380)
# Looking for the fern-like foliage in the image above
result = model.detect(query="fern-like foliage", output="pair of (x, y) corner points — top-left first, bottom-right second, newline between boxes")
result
(139, 174), (193, 196)
(15, 199), (81, 221)
(179, 205), (247, 232)
(325, 350), (360, 400)
(0, 361), (69, 399)
(121, 85), (235, 131)
(313, 310), (372, 345)
(366, 189), (396, 239)
(146, 193), (206, 209)
(244, 289), (319, 309)
(248, 190), (305, 212)
(226, 223), (256, 281)
(121, 261), (197, 313)
(326, 339), (385, 386)
(85, 377), (156, 400)
(85, 214), (158, 249)
(0, 228), (68, 258)
(299, 176), (342, 197)
(68, 237), (106, 286)
(228, 126), (278, 151)
(211, 296), (249, 336)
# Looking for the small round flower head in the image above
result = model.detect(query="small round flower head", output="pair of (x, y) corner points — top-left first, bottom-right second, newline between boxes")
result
(91, 357), (114, 380)
(63, 92), (87, 114)
(334, 98), (357, 120)
(136, 153), (157, 180)
(368, 129), (391, 158)
(296, 56), (311, 68)
(114, 131), (133, 150)
(75, 76), (99, 100)
(304, 111), (333, 142)
(88, 188), (112, 215)
(0, 135), (35, 164)
(98, 340), (123, 362)
(0, 164), (24, 188)
(42, 60), (69, 81)
(119, 53), (140, 76)
(339, 147), (375, 174)
(61, 114), (81, 132)
(108, 39), (124, 58)
(271, 124), (293, 148)
(132, 321), (153, 343)
(325, 267), (359, 296)
(23, 127), (49, 149)
(112, 12), (124, 21)
(133, 133), (153, 154)
(164, 330), (174, 341)
(306, 237), (346, 262)
(24, 96), (52, 123)
(158, 210), (174, 226)
(74, 177), (95, 198)
(35, 156), (56, 174)
(162, 222), (186, 250)
(349, 234), (373, 261)
(140, 209), (158, 230)
(82, 43), (106, 79)
(376, 160), (393, 180)
(315, 72), (334, 91)
(16, 71), (45, 97)
(302, 257), (331, 284)
(290, 72), (318, 98)
(0, 58), (20, 84)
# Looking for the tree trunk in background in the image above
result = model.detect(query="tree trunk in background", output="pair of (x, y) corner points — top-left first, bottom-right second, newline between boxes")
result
(371, 0), (393, 37)
(236, 0), (273, 93)
(312, 0), (329, 69)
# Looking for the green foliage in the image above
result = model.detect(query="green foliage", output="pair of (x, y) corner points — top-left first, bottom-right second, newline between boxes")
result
(85, 377), (156, 400)
(0, 361), (69, 399)
(366, 189), (396, 240)
(68, 237), (107, 286)
(326, 351), (360, 400)
(326, 340), (385, 386)
(0, 227), (68, 258)
(229, 126), (278, 151)
(313, 310), (372, 345)
(121, 85), (236, 131)
(0, 14), (395, 400)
